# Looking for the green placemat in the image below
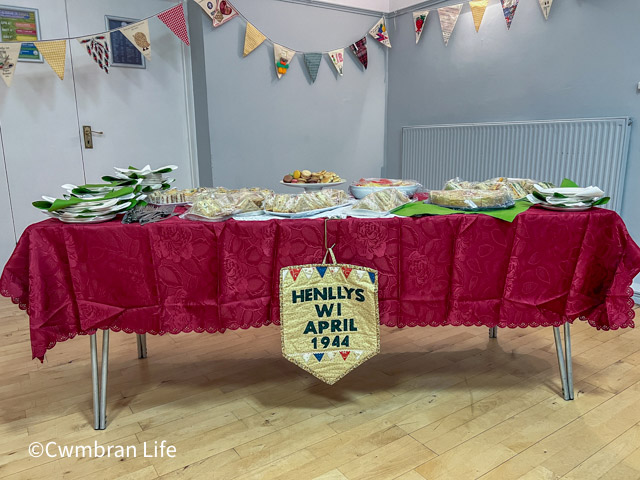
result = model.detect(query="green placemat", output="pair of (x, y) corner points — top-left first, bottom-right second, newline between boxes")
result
(392, 200), (533, 223)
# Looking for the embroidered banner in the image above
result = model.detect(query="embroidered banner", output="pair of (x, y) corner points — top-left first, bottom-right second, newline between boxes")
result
(274, 43), (295, 79)
(158, 5), (190, 45)
(0, 43), (20, 87)
(539, 0), (553, 20)
(369, 17), (391, 48)
(469, 0), (489, 32)
(243, 22), (266, 57)
(78, 35), (110, 74)
(34, 40), (66, 80)
(280, 263), (380, 385)
(413, 10), (429, 44)
(438, 4), (463, 46)
(501, 0), (520, 29)
(328, 48), (344, 76)
(349, 37), (368, 69)
(304, 52), (321, 83)
(119, 20), (151, 60)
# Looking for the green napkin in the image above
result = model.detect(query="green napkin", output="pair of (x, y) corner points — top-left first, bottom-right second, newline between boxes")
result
(392, 199), (534, 223)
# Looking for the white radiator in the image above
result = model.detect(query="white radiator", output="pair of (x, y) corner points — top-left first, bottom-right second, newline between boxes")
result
(402, 117), (632, 212)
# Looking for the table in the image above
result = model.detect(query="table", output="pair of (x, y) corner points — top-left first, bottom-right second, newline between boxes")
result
(2, 208), (639, 429)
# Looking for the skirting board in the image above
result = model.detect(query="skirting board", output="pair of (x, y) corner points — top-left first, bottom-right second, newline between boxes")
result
(633, 282), (640, 305)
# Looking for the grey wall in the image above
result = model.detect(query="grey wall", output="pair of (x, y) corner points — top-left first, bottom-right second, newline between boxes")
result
(195, 0), (388, 191)
(385, 0), (640, 242)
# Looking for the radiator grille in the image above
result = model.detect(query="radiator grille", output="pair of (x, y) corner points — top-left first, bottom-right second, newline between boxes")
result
(402, 117), (632, 211)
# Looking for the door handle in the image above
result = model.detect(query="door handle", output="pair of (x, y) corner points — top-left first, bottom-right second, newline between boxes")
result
(82, 126), (103, 149)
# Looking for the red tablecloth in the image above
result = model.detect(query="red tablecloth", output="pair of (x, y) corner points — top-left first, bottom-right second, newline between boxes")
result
(2, 208), (639, 360)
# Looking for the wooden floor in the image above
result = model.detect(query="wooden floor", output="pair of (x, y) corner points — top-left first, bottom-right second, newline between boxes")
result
(1, 298), (640, 479)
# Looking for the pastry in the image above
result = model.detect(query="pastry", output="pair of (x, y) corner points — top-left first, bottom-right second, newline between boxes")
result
(264, 189), (348, 213)
(430, 189), (514, 209)
(352, 188), (409, 212)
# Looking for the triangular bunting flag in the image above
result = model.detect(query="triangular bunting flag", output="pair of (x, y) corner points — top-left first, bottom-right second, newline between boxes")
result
(290, 267), (301, 281)
(340, 351), (350, 360)
(34, 40), (66, 80)
(282, 269), (289, 282)
(369, 272), (376, 284)
(328, 48), (344, 76)
(243, 23), (266, 57)
(413, 10), (429, 44)
(213, 1), (238, 27)
(158, 5), (190, 45)
(194, 0), (216, 18)
(302, 353), (312, 363)
(469, 1), (489, 32)
(356, 270), (365, 280)
(501, 0), (519, 29)
(0, 43), (20, 87)
(304, 53), (321, 83)
(329, 266), (340, 276)
(342, 267), (352, 279)
(119, 20), (151, 61)
(353, 350), (363, 360)
(539, 0), (553, 20)
(274, 44), (295, 79)
(302, 267), (314, 280)
(349, 37), (368, 69)
(326, 352), (335, 360)
(369, 17), (391, 48)
(316, 265), (328, 278)
(438, 4), (463, 46)
(77, 36), (110, 74)
(314, 353), (324, 362)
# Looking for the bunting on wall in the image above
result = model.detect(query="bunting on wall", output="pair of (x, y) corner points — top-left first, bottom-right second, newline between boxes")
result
(539, 0), (553, 20)
(369, 17), (391, 48)
(438, 4), (463, 46)
(34, 40), (67, 80)
(501, 0), (520, 29)
(413, 10), (429, 44)
(78, 36), (110, 74)
(0, 43), (20, 87)
(158, 4), (190, 45)
(243, 22), (266, 57)
(349, 37), (368, 69)
(274, 44), (295, 79)
(469, 0), (489, 32)
(304, 53), (321, 83)
(212, 1), (238, 27)
(119, 20), (152, 61)
(328, 48), (344, 76)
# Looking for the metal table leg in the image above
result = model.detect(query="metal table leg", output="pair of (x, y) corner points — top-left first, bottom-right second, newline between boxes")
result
(90, 334), (100, 430)
(99, 330), (109, 429)
(553, 324), (573, 401)
(136, 333), (147, 359)
(489, 327), (498, 338)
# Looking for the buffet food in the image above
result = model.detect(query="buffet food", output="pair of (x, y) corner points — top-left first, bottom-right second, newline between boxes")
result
(443, 177), (551, 200)
(183, 190), (268, 221)
(264, 190), (349, 213)
(282, 170), (343, 184)
(149, 187), (211, 204)
(430, 188), (514, 210)
(350, 178), (421, 199)
(352, 188), (409, 212)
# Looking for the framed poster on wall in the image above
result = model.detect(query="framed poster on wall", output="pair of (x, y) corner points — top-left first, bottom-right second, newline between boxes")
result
(0, 5), (42, 62)
(105, 15), (145, 69)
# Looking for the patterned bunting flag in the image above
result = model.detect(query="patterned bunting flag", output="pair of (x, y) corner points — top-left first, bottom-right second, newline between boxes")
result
(413, 10), (429, 44)
(119, 20), (151, 60)
(302, 267), (314, 279)
(469, 0), (489, 32)
(0, 43), (20, 87)
(243, 22), (266, 57)
(340, 351), (350, 360)
(342, 267), (352, 279)
(212, 0), (238, 27)
(369, 17), (391, 48)
(78, 36), (110, 74)
(501, 0), (519, 29)
(304, 52), (321, 82)
(158, 4), (190, 45)
(274, 43), (295, 79)
(290, 267), (301, 281)
(349, 37), (368, 70)
(34, 40), (67, 80)
(438, 4), (463, 46)
(314, 353), (324, 362)
(356, 270), (365, 280)
(539, 0), (553, 20)
(328, 48), (344, 76)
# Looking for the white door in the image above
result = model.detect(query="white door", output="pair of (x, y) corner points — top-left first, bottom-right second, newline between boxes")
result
(0, 125), (17, 265)
(65, 0), (194, 188)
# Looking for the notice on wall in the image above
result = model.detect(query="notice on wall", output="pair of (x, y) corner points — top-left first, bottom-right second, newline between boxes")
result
(280, 263), (380, 385)
(0, 6), (41, 61)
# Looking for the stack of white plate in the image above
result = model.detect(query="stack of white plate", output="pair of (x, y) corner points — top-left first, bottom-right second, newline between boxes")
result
(39, 193), (138, 224)
(528, 184), (609, 211)
(112, 165), (177, 194)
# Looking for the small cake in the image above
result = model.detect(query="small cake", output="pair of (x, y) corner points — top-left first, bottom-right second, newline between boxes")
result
(430, 188), (514, 209)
